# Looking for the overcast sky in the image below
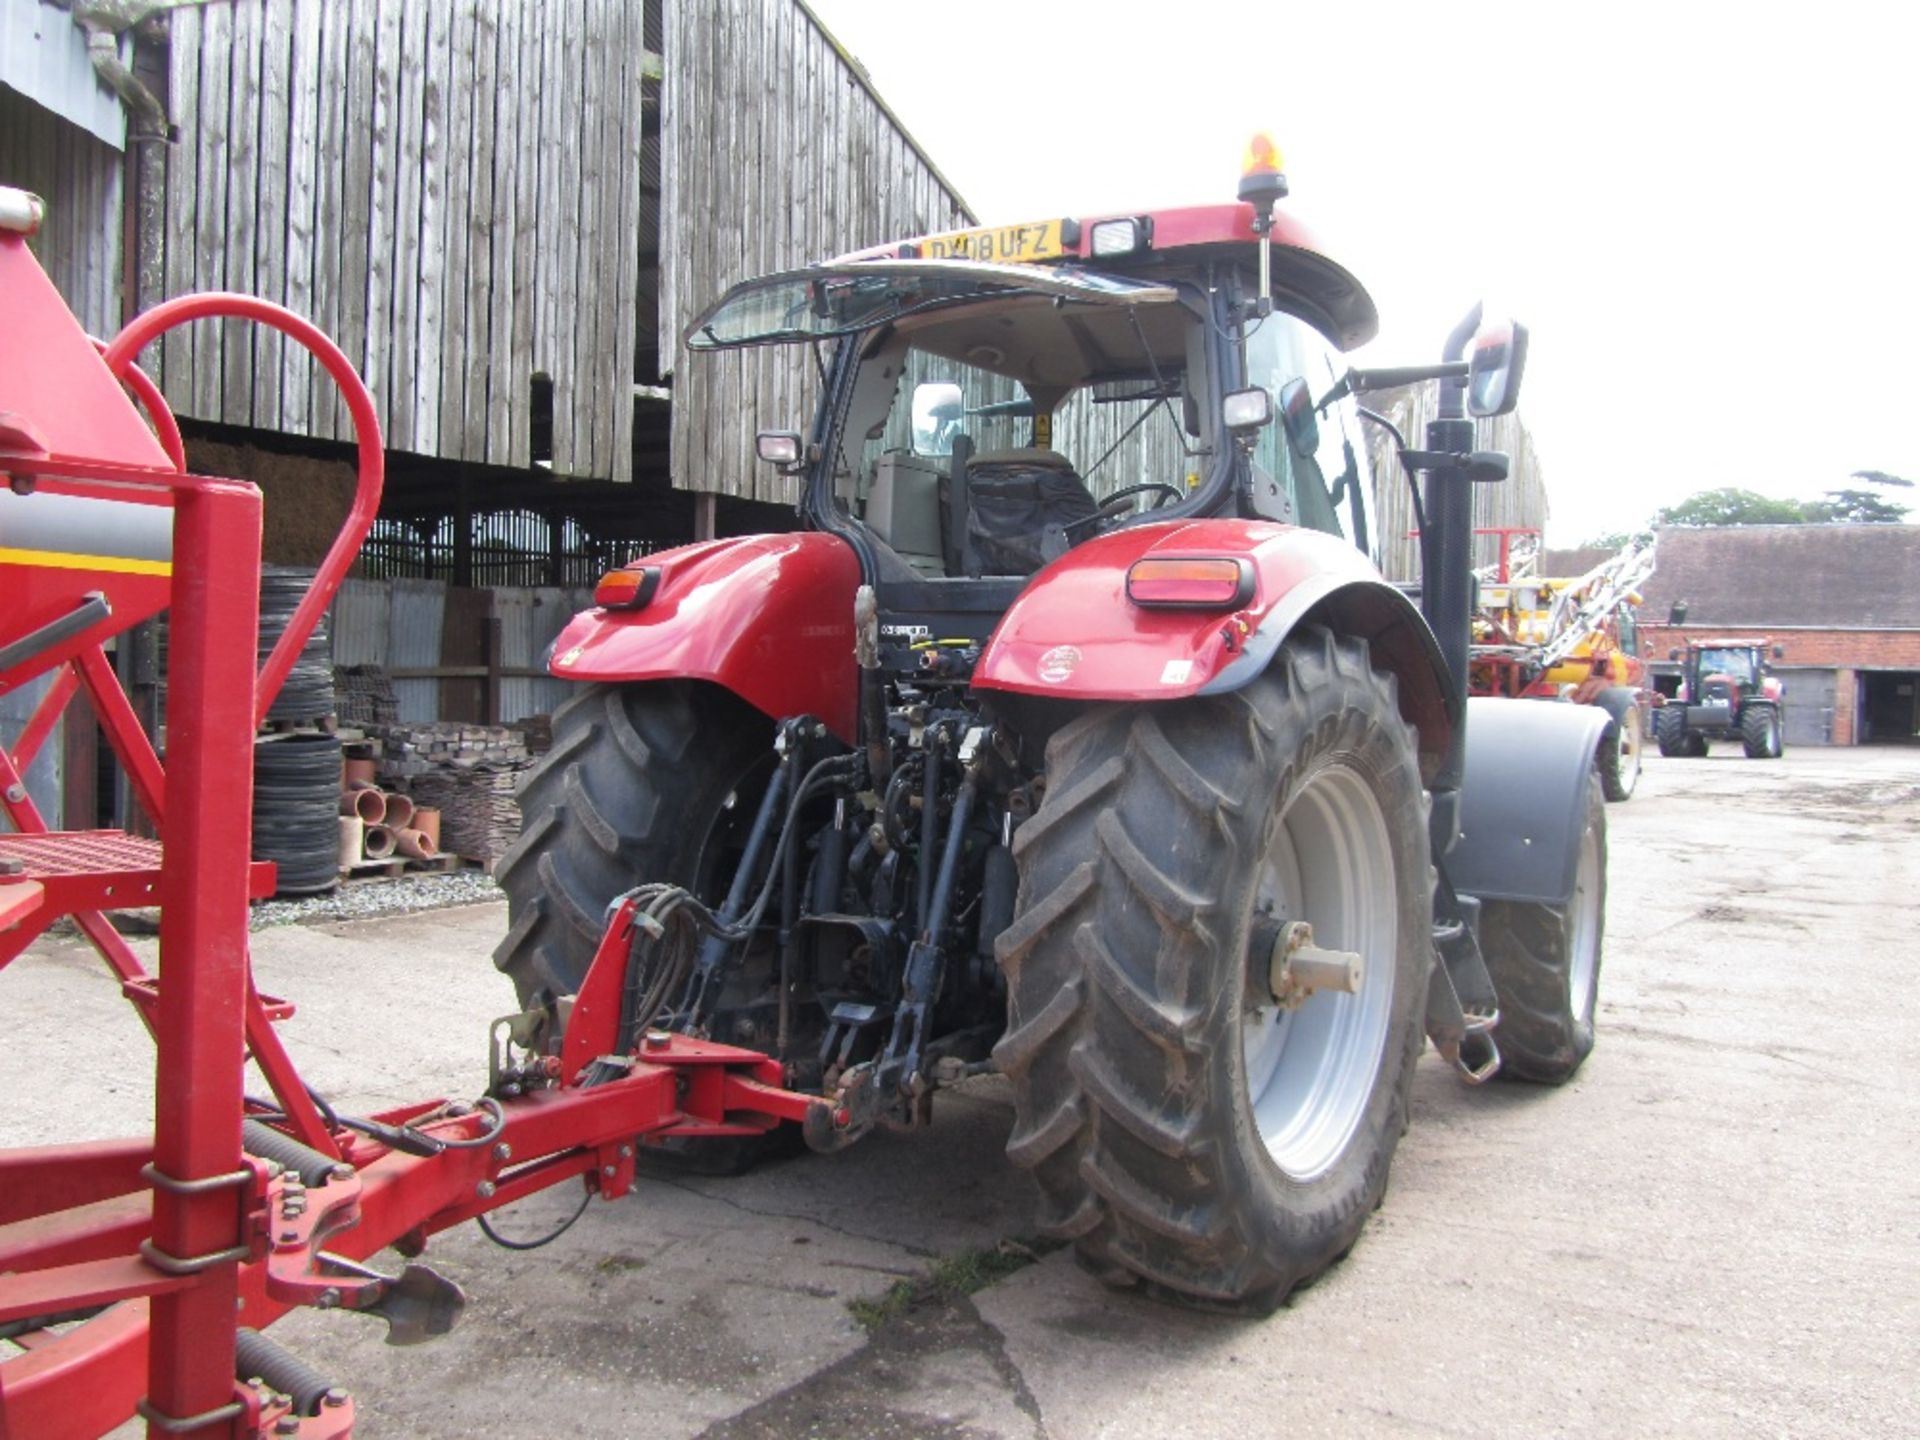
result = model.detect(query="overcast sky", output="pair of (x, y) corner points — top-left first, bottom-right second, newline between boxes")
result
(803, 0), (1919, 544)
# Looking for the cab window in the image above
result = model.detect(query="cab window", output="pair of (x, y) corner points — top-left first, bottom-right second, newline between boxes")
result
(1243, 311), (1367, 545)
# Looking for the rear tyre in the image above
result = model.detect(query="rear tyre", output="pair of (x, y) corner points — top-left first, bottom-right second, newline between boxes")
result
(1654, 706), (1690, 758)
(1595, 700), (1643, 802)
(1741, 704), (1782, 759)
(995, 629), (1429, 1313)
(493, 680), (773, 1008)
(493, 681), (782, 1171)
(1480, 774), (1606, 1084)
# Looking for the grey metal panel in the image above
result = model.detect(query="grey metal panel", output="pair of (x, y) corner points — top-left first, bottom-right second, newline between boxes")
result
(0, 672), (62, 829)
(386, 578), (445, 722)
(0, 0), (125, 148)
(1449, 697), (1609, 906)
(492, 585), (594, 722)
(330, 580), (392, 668)
(1781, 667), (1836, 746)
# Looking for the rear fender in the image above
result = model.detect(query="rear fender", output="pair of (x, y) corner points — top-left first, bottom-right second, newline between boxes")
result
(549, 533), (861, 740)
(1448, 696), (1608, 905)
(971, 519), (1457, 775)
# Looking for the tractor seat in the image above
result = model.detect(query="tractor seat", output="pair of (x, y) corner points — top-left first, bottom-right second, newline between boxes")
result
(956, 449), (1100, 577)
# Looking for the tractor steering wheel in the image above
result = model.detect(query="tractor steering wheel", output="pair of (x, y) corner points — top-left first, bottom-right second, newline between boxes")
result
(1064, 482), (1188, 538)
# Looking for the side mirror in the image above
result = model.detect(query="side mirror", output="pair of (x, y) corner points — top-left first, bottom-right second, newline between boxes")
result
(1668, 648), (1680, 662)
(911, 382), (965, 456)
(756, 431), (803, 468)
(1223, 386), (1273, 434)
(1277, 377), (1317, 455)
(1466, 318), (1529, 418)
(1772, 644), (1785, 659)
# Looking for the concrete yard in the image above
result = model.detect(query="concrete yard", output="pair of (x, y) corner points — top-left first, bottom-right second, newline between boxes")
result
(6, 746), (1917, 1438)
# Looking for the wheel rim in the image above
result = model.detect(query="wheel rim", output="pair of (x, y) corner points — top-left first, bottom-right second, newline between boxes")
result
(1240, 762), (1397, 1183)
(1568, 819), (1603, 1025)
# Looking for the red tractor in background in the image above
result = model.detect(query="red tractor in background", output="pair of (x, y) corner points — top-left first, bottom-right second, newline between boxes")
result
(1654, 638), (1786, 758)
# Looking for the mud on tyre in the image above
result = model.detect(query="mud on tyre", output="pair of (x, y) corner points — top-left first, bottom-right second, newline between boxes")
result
(994, 628), (1430, 1313)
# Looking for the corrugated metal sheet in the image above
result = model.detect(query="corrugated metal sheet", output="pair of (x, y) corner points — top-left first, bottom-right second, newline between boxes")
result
(1365, 383), (1549, 583)
(0, 673), (63, 830)
(152, 0), (647, 479)
(386, 578), (445, 722)
(495, 586), (593, 721)
(0, 84), (123, 336)
(0, 0), (125, 148)
(331, 579), (393, 667)
(334, 578), (590, 725)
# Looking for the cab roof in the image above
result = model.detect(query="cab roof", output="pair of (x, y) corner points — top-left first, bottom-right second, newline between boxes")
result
(829, 201), (1380, 351)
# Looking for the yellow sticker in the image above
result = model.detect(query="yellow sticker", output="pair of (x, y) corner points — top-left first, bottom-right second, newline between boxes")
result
(557, 644), (584, 668)
(921, 219), (1064, 264)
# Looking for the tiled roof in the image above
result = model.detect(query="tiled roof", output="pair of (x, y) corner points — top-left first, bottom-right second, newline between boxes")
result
(1639, 524), (1920, 628)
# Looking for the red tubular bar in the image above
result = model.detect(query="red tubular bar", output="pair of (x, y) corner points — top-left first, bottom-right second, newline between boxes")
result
(99, 294), (386, 730)
(2, 267), (832, 1438)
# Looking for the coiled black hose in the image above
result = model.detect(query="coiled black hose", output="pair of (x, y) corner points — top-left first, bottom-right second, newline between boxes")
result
(258, 566), (334, 723)
(252, 732), (341, 894)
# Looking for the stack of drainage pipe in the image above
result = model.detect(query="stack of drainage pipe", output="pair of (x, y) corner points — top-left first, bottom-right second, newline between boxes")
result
(337, 776), (441, 871)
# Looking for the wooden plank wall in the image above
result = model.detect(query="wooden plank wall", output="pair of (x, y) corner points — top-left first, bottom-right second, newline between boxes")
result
(662, 0), (976, 506)
(153, 0), (647, 480)
(0, 87), (124, 338)
(1364, 382), (1550, 582)
(662, 1), (1198, 508)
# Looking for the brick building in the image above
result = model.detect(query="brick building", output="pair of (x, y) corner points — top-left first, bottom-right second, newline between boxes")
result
(1631, 524), (1920, 746)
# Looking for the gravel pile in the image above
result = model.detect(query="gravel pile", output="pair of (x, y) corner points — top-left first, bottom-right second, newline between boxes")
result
(249, 869), (501, 929)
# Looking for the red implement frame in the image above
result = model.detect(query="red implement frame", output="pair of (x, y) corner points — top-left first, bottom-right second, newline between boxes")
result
(0, 225), (824, 1438)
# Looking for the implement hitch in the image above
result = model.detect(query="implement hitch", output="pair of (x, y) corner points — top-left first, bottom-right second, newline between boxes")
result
(0, 195), (823, 1440)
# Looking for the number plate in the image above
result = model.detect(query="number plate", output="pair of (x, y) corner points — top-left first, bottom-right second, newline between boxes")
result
(920, 219), (1064, 264)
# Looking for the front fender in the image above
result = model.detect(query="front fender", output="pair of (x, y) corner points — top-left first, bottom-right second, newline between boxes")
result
(972, 519), (1457, 771)
(1448, 696), (1610, 904)
(550, 532), (860, 739)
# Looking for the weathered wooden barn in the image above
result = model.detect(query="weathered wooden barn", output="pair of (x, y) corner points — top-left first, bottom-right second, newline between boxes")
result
(2, 0), (992, 824)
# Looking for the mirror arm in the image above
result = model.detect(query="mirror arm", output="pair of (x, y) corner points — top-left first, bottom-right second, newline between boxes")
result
(1344, 361), (1469, 395)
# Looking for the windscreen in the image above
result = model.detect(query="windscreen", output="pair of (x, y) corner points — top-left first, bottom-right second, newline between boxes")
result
(686, 260), (1177, 350)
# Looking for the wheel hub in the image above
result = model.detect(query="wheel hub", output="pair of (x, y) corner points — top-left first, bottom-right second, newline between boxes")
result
(1239, 763), (1397, 1184)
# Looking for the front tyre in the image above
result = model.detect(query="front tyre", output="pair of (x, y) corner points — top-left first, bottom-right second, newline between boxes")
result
(1479, 773), (1606, 1084)
(994, 629), (1430, 1313)
(1741, 704), (1783, 759)
(1595, 698), (1644, 802)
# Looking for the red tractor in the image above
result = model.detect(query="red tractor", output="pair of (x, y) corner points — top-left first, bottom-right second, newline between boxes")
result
(1654, 639), (1786, 758)
(0, 144), (1612, 1435)
(497, 142), (1612, 1312)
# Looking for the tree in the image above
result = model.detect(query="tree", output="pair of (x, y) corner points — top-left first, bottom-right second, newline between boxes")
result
(1849, 469), (1915, 489)
(1653, 488), (1808, 527)
(1804, 488), (1910, 524)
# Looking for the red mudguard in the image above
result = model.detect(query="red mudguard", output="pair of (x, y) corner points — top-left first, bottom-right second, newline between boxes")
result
(549, 533), (862, 739)
(972, 519), (1457, 767)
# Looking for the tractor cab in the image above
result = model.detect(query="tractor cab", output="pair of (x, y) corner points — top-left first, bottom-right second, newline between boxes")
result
(680, 194), (1388, 687)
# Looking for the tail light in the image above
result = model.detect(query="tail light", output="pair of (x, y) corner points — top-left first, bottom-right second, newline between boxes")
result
(1125, 557), (1254, 610)
(594, 566), (659, 610)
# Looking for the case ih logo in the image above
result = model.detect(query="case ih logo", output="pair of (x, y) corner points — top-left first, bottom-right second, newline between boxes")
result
(1038, 645), (1082, 683)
